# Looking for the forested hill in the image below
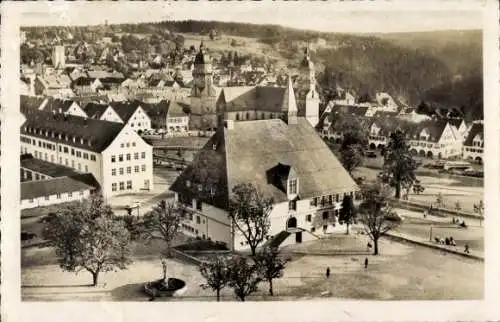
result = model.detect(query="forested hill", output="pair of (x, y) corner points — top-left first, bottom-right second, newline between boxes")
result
(23, 21), (482, 120)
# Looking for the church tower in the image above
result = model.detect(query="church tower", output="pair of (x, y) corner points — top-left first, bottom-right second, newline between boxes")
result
(300, 46), (320, 127)
(190, 41), (218, 130)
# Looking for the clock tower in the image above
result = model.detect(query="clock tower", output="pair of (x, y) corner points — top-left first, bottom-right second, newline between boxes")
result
(190, 41), (218, 130)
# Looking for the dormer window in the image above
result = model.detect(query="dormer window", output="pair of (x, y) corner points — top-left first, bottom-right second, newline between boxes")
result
(288, 179), (297, 195)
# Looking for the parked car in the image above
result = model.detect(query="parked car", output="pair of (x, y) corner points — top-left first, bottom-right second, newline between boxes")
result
(366, 151), (377, 158)
(384, 212), (404, 223)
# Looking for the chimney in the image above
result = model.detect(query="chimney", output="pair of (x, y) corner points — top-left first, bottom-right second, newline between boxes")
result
(225, 119), (234, 130)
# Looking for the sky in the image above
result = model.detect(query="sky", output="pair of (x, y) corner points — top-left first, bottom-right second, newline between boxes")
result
(16, 1), (484, 34)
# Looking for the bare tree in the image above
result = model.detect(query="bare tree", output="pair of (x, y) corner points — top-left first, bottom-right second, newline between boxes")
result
(228, 256), (262, 301)
(359, 181), (399, 255)
(254, 247), (290, 296)
(143, 200), (182, 257)
(229, 183), (273, 256)
(199, 256), (232, 301)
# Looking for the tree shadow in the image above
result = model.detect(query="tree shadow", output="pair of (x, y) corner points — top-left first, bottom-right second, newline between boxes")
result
(110, 282), (151, 301)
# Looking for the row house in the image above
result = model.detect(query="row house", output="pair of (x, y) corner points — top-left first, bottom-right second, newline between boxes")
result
(109, 100), (152, 133)
(142, 100), (190, 133)
(20, 109), (153, 198)
(170, 118), (359, 250)
(407, 120), (462, 159)
(33, 74), (74, 98)
(462, 122), (483, 164)
(317, 105), (370, 143)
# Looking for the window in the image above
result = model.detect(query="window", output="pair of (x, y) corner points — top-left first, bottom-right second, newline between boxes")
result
(127, 167), (131, 174)
(310, 198), (318, 207)
(126, 153), (131, 161)
(196, 216), (201, 224)
(126, 143), (130, 148)
(56, 193), (61, 199)
(134, 152), (139, 160)
(78, 163), (81, 171)
(134, 166), (139, 173)
(306, 214), (312, 222)
(71, 160), (75, 168)
(126, 181), (132, 190)
(71, 148), (75, 156)
(288, 179), (297, 194)
(236, 113), (240, 121)
(111, 155), (116, 163)
(83, 153), (89, 159)
(119, 182), (125, 191)
(35, 174), (40, 180)
(119, 154), (123, 162)
(119, 168), (124, 175)
(65, 159), (69, 166)
(84, 165), (88, 172)
(289, 200), (296, 211)
(79, 191), (84, 196)
(44, 196), (50, 201)
(91, 155), (96, 161)
(335, 194), (340, 202)
(112, 169), (116, 176)
(322, 212), (328, 220)
(68, 192), (73, 198)
(141, 165), (146, 172)
(112, 183), (117, 191)
(141, 152), (146, 159)
(120, 143), (124, 148)
(196, 200), (202, 211)
(311, 227), (316, 232)
(132, 142), (136, 147)
(328, 195), (333, 205)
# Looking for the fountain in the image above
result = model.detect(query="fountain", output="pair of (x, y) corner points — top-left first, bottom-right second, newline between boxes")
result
(143, 257), (187, 298)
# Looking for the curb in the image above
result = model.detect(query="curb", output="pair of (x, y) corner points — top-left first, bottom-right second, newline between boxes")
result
(384, 232), (484, 262)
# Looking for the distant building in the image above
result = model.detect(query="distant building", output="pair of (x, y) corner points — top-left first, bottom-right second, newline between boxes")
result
(170, 117), (359, 250)
(462, 122), (483, 164)
(407, 120), (463, 159)
(109, 100), (152, 134)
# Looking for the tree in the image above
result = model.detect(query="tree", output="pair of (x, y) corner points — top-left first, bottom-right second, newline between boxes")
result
(143, 200), (182, 258)
(337, 116), (368, 174)
(380, 131), (418, 199)
(340, 145), (364, 174)
(339, 195), (356, 235)
(199, 256), (232, 301)
(229, 183), (274, 256)
(254, 247), (290, 296)
(358, 181), (399, 255)
(43, 194), (132, 286)
(228, 256), (262, 301)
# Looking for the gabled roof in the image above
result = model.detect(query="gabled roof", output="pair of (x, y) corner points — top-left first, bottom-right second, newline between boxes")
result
(42, 98), (77, 114)
(170, 118), (358, 209)
(110, 100), (143, 123)
(219, 86), (286, 113)
(21, 176), (94, 200)
(21, 109), (125, 153)
(168, 101), (190, 117)
(408, 119), (449, 142)
(464, 123), (483, 146)
(82, 102), (109, 119)
(20, 95), (46, 111)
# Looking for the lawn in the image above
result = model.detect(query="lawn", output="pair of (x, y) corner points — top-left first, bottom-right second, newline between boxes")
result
(22, 237), (483, 301)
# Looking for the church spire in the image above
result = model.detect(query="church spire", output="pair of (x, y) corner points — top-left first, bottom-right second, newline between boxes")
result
(282, 75), (298, 124)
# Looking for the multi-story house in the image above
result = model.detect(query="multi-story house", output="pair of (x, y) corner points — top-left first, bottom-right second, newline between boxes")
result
(20, 109), (153, 198)
(83, 102), (122, 123)
(407, 120), (462, 159)
(143, 100), (190, 133)
(109, 100), (152, 134)
(41, 97), (87, 118)
(170, 115), (359, 251)
(462, 122), (483, 164)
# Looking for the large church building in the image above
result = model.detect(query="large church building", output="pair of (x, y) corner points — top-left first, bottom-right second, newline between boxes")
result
(189, 42), (321, 130)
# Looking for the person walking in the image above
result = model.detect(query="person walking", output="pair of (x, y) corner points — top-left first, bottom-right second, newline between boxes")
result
(364, 257), (368, 268)
(464, 244), (470, 254)
(326, 267), (331, 279)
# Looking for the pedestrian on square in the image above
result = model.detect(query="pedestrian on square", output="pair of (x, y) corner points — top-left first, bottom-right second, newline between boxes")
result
(364, 257), (368, 268)
(326, 267), (330, 279)
(464, 244), (470, 254)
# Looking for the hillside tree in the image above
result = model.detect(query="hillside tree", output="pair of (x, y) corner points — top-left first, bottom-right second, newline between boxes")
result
(229, 183), (274, 256)
(43, 194), (132, 286)
(143, 200), (182, 258)
(380, 131), (418, 199)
